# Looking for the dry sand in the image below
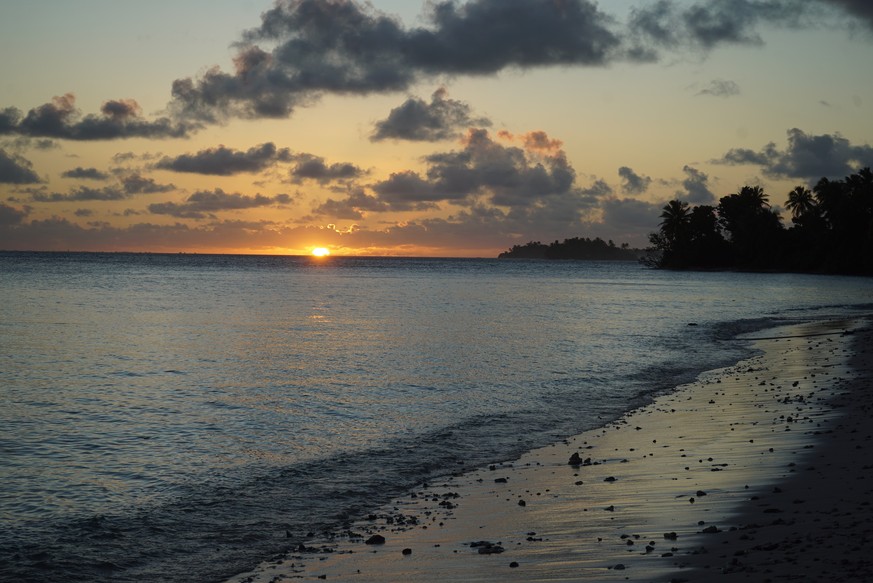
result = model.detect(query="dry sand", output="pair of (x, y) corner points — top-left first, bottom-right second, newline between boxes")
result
(225, 317), (871, 583)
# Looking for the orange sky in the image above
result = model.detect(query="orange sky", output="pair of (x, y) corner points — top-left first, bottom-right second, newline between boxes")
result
(1, 0), (872, 256)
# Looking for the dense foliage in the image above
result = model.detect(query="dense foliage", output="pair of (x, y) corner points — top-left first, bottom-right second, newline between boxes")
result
(499, 237), (639, 260)
(645, 168), (873, 274)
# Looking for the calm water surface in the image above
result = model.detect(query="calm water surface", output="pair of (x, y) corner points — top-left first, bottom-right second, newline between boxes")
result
(1, 252), (871, 581)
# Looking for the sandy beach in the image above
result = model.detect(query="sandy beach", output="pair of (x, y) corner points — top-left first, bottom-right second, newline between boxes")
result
(225, 316), (871, 583)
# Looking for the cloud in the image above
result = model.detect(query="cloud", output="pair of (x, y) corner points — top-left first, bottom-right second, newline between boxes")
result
(715, 128), (873, 179)
(0, 202), (30, 225)
(370, 170), (446, 210)
(677, 165), (716, 203)
(317, 129), (608, 224)
(0, 148), (41, 184)
(697, 79), (741, 97)
(618, 166), (652, 194)
(31, 185), (127, 202)
(824, 0), (873, 30)
(120, 174), (176, 194)
(155, 142), (292, 175)
(169, 0), (621, 122)
(313, 187), (390, 219)
(289, 154), (365, 184)
(628, 0), (826, 52)
(62, 167), (110, 180)
(28, 173), (174, 202)
(0, 94), (190, 140)
(428, 129), (586, 208)
(370, 88), (491, 142)
(148, 188), (291, 219)
(1, 136), (59, 152)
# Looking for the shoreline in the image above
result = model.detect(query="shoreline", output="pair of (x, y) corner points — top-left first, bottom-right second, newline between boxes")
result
(225, 317), (869, 582)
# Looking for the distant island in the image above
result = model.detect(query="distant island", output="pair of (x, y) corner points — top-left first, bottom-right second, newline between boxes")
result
(498, 237), (641, 260)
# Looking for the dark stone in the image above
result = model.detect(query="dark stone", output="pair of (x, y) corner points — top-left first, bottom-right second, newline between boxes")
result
(509, 561), (519, 568)
(494, 477), (508, 484)
(402, 548), (412, 556)
(518, 500), (526, 507)
(365, 535), (386, 545)
(664, 532), (678, 540)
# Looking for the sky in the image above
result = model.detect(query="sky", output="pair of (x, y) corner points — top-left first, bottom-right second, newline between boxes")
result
(1, 0), (872, 257)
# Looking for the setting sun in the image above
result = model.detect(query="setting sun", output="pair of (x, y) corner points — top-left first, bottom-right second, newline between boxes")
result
(311, 247), (331, 257)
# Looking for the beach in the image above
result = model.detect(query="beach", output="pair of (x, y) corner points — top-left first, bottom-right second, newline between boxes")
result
(225, 316), (872, 582)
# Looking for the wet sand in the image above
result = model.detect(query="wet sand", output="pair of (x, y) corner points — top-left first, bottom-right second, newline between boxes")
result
(225, 317), (870, 583)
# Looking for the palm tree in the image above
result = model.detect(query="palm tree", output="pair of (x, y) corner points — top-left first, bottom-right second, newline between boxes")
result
(785, 186), (815, 219)
(738, 185), (770, 209)
(659, 199), (690, 243)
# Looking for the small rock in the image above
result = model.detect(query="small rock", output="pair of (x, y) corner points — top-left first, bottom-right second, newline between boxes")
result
(365, 535), (386, 545)
(509, 561), (519, 568)
(402, 548), (412, 556)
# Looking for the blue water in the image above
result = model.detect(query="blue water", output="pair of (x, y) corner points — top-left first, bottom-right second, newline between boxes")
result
(1, 252), (871, 582)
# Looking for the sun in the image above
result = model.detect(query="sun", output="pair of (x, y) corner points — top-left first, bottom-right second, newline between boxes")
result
(311, 247), (331, 257)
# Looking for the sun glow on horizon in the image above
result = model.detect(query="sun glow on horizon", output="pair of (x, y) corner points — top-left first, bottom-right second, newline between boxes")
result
(311, 247), (331, 257)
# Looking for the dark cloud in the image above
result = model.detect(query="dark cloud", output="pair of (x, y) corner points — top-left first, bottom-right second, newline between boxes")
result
(715, 128), (873, 179)
(113, 152), (138, 163)
(290, 154), (365, 184)
(370, 88), (491, 142)
(31, 185), (127, 202)
(0, 202), (30, 225)
(155, 142), (292, 175)
(1, 136), (59, 152)
(120, 174), (176, 195)
(325, 129), (606, 221)
(677, 165), (716, 203)
(824, 0), (873, 30)
(618, 166), (652, 194)
(148, 189), (291, 219)
(28, 173), (174, 202)
(169, 0), (621, 122)
(0, 94), (190, 140)
(370, 170), (446, 210)
(0, 148), (41, 184)
(601, 197), (661, 229)
(426, 129), (583, 208)
(697, 79), (741, 97)
(628, 0), (824, 52)
(313, 187), (390, 219)
(62, 167), (110, 180)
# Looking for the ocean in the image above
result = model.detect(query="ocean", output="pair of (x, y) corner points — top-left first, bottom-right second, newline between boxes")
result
(1, 251), (871, 582)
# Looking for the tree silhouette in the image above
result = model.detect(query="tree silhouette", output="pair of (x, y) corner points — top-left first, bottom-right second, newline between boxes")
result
(644, 168), (873, 274)
(786, 186), (816, 220)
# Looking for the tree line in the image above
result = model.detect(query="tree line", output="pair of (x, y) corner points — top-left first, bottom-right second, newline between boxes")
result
(499, 236), (639, 260)
(645, 168), (873, 275)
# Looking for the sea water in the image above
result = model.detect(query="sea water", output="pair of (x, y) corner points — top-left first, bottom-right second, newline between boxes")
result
(1, 252), (871, 582)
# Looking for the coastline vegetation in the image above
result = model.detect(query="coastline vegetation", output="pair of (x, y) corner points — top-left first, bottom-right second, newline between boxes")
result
(500, 168), (872, 275)
(645, 168), (873, 274)
(498, 236), (640, 260)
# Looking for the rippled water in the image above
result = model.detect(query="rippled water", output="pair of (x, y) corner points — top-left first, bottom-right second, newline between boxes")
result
(1, 252), (871, 582)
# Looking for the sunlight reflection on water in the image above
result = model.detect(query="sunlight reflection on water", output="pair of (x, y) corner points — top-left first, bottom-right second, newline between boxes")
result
(1, 252), (872, 581)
